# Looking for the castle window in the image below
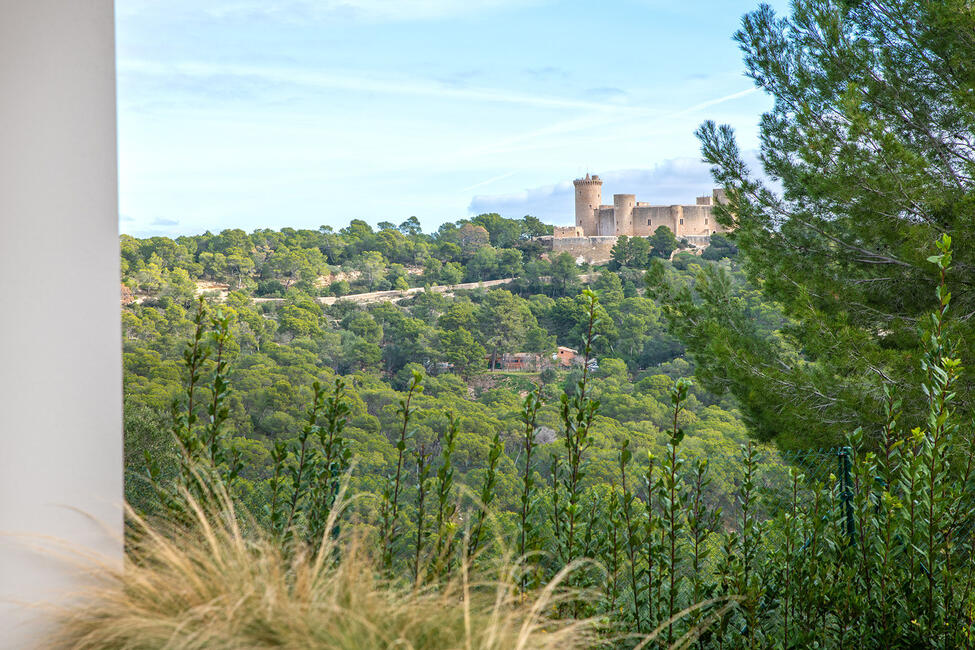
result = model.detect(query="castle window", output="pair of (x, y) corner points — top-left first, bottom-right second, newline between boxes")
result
(705, 217), (708, 224)
(647, 219), (651, 225)
(679, 218), (684, 225)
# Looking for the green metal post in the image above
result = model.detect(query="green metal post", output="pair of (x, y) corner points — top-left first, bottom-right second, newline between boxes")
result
(838, 447), (855, 544)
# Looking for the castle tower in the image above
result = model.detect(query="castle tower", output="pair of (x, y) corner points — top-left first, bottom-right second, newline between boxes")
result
(573, 173), (602, 236)
(613, 194), (635, 236)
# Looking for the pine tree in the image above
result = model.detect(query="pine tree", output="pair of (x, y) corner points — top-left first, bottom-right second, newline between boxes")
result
(688, 0), (975, 445)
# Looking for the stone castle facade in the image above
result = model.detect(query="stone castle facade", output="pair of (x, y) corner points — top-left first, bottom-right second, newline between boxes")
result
(545, 173), (730, 262)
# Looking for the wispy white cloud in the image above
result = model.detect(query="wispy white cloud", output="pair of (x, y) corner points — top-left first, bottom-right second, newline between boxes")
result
(118, 59), (626, 112)
(119, 0), (547, 24)
(442, 112), (651, 164)
(440, 86), (757, 163)
(669, 87), (758, 117)
(557, 86), (763, 151)
(469, 180), (574, 221)
(523, 66), (569, 80)
(122, 64), (757, 121)
(459, 171), (518, 193)
(585, 87), (629, 103)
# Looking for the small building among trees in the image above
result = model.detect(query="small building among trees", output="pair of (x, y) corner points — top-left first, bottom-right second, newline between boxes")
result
(556, 346), (578, 367)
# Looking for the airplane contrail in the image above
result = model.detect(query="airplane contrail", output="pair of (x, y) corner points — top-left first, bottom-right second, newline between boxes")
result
(459, 170), (518, 193)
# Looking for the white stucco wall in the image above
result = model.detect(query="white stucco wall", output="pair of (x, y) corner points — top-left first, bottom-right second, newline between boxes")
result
(0, 1), (122, 646)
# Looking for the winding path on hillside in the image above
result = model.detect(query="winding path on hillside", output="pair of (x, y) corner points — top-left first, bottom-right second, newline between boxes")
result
(171, 274), (599, 308)
(252, 277), (518, 306)
(248, 274), (596, 306)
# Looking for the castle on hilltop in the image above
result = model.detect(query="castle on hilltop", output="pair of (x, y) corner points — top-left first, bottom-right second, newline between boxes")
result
(544, 173), (730, 262)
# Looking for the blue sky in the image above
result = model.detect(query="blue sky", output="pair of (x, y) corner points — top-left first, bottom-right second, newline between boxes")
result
(116, 0), (788, 237)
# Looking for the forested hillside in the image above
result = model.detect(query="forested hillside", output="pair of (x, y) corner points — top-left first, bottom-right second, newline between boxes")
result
(120, 215), (750, 521)
(116, 221), (975, 648)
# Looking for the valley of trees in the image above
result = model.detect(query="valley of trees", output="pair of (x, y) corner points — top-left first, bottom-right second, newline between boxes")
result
(121, 213), (748, 521)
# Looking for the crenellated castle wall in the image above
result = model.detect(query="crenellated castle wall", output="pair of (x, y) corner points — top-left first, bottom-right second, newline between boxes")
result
(540, 235), (618, 264)
(553, 225), (584, 238)
(573, 174), (602, 235)
(560, 176), (730, 242)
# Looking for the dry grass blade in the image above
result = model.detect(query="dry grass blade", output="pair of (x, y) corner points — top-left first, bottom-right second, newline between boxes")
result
(47, 487), (595, 650)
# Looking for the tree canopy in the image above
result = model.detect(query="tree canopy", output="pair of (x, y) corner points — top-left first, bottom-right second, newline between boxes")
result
(681, 0), (975, 446)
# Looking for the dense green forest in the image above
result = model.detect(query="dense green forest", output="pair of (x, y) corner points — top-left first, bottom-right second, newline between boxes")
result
(121, 213), (752, 522)
(118, 227), (975, 648)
